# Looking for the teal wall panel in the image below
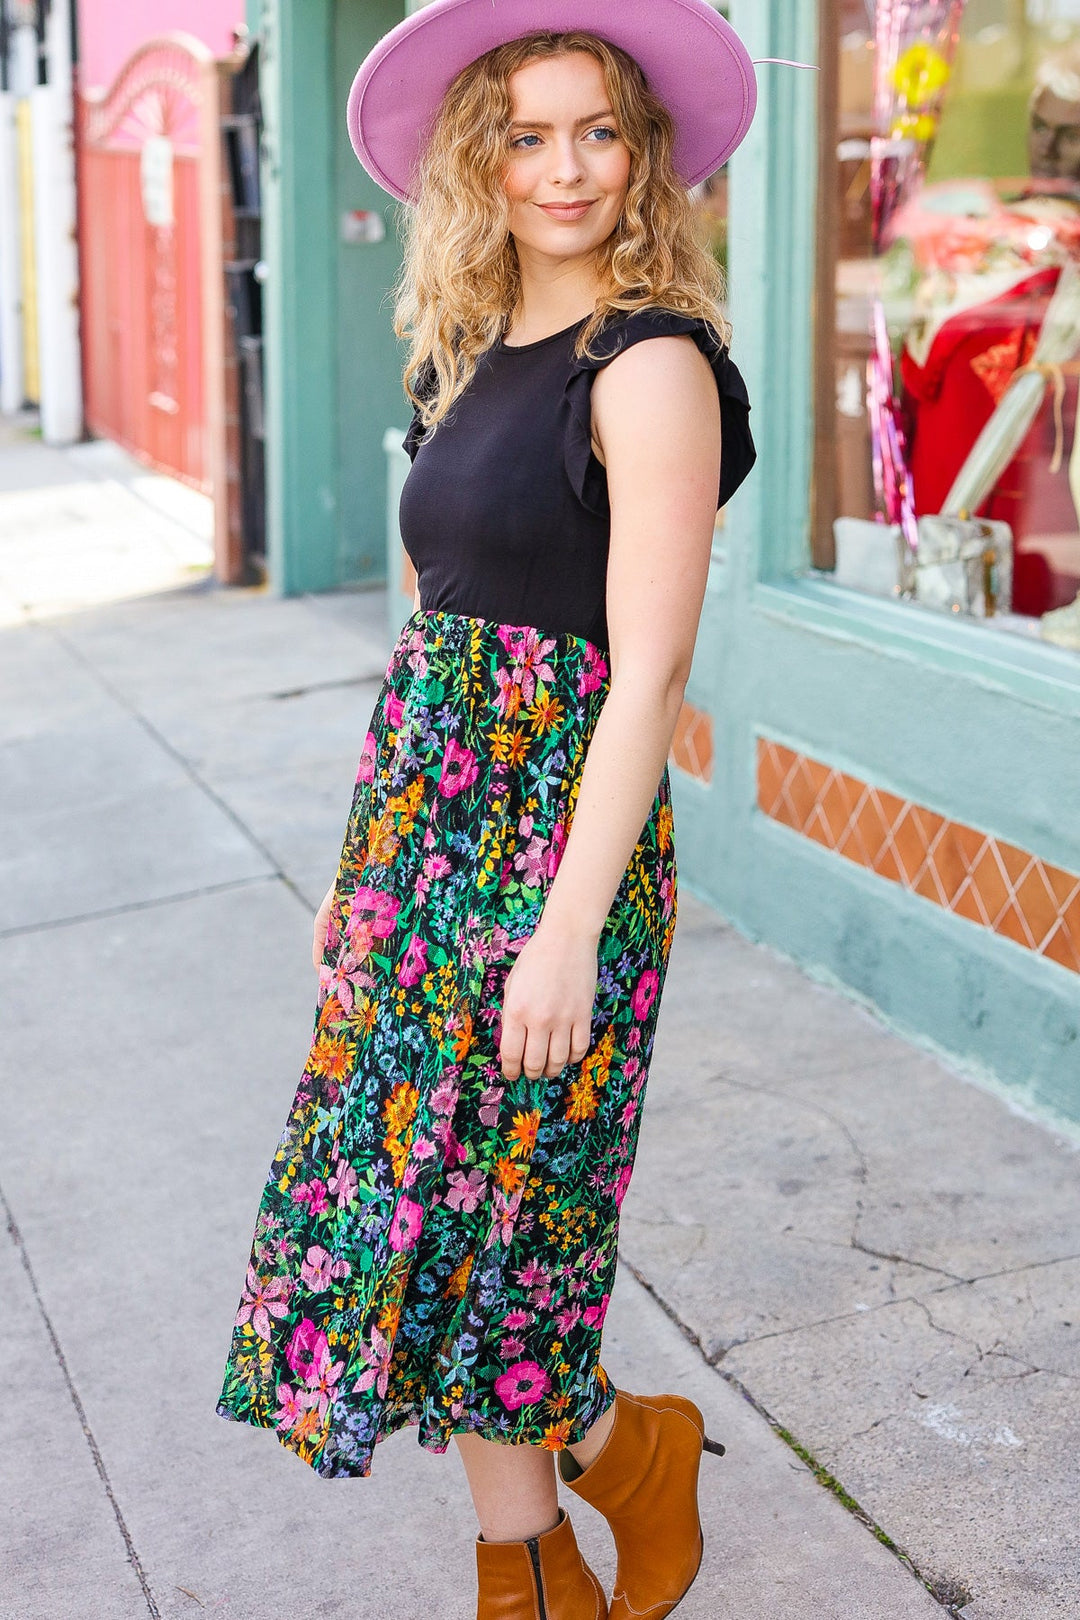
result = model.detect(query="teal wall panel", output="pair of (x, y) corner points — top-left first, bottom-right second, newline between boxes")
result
(258, 0), (406, 594)
(334, 0), (411, 586)
(257, 0), (339, 594)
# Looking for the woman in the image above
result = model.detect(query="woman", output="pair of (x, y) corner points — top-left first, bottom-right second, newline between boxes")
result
(217, 3), (758, 1615)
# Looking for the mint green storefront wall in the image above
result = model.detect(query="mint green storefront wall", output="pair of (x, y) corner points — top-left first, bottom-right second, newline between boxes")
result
(253, 0), (406, 594)
(697, 0), (1080, 1126)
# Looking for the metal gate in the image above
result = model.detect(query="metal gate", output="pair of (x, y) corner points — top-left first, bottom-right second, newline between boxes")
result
(77, 34), (226, 494)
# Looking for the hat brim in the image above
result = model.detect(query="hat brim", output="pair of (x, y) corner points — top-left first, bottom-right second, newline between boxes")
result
(347, 0), (757, 205)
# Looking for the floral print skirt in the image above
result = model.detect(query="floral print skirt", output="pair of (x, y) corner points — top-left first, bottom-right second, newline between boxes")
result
(216, 609), (678, 1478)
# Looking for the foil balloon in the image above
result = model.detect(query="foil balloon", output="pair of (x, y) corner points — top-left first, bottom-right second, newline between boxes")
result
(872, 0), (966, 250)
(868, 0), (966, 544)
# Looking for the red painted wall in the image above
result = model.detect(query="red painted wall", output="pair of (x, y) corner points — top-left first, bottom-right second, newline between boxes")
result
(77, 0), (245, 91)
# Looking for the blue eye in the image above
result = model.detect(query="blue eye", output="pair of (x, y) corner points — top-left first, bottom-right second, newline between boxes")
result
(587, 126), (618, 143)
(511, 133), (542, 149)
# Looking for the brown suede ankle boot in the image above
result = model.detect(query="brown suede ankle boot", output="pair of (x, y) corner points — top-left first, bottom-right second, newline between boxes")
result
(557, 1390), (725, 1620)
(475, 1507), (608, 1619)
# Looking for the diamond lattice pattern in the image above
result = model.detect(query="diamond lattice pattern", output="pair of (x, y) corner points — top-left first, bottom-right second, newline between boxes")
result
(757, 739), (1080, 975)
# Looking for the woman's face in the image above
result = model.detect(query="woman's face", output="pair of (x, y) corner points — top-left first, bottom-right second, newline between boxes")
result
(502, 52), (632, 265)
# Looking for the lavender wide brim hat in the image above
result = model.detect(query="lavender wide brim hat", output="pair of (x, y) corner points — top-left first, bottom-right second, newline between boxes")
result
(346, 0), (758, 206)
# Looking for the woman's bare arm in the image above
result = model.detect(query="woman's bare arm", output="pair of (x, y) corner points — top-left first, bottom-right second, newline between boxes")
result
(498, 334), (721, 1082)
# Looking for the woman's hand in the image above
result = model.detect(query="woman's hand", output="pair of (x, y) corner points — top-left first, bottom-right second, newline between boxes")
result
(499, 922), (598, 1082)
(312, 881), (335, 970)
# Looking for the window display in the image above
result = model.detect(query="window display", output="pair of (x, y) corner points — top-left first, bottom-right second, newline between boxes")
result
(818, 0), (1080, 652)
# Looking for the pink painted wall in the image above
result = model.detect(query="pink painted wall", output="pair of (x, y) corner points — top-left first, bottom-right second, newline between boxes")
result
(78, 0), (245, 91)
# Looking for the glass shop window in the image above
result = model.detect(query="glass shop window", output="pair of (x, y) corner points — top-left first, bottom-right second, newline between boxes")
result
(816, 0), (1080, 654)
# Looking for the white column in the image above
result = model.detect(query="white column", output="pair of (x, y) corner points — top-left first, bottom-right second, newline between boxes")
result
(32, 0), (83, 444)
(0, 92), (23, 414)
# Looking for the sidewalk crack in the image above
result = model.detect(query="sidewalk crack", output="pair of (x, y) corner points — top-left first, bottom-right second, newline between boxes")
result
(1, 1184), (161, 1618)
(0, 872), (283, 940)
(44, 620), (313, 915)
(617, 1256), (955, 1613)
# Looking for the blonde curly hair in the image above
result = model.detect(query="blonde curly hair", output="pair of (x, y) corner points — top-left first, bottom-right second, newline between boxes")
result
(393, 30), (730, 435)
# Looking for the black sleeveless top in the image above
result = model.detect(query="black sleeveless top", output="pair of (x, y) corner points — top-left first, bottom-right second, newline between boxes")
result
(399, 307), (756, 651)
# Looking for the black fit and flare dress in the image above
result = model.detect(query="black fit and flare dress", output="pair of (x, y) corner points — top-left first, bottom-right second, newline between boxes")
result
(216, 306), (756, 1477)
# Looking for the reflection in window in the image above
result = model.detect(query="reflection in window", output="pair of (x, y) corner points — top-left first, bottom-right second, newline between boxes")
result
(819, 0), (1080, 653)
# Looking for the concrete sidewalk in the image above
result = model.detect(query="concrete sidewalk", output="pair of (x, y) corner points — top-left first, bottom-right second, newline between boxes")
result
(1, 417), (1077, 1619)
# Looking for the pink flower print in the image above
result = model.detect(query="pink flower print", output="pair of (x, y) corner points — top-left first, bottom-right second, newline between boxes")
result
(430, 1078), (459, 1117)
(291, 1178), (330, 1215)
(302, 1340), (345, 1421)
(627, 1024), (642, 1051)
(405, 643), (430, 679)
(555, 1303), (582, 1336)
(445, 1168), (487, 1214)
(478, 1086), (504, 1128)
(353, 1325), (393, 1400)
(234, 1265), (292, 1342)
(284, 1317), (321, 1379)
(328, 1160), (358, 1209)
(495, 1360), (551, 1412)
(514, 1259), (550, 1290)
(487, 1188), (522, 1248)
(495, 665), (522, 716)
(518, 812), (534, 838)
(357, 731), (377, 785)
(384, 692), (405, 727)
(438, 738), (479, 798)
(272, 1382), (304, 1433)
(424, 853), (452, 880)
(582, 1295), (611, 1331)
(614, 1164), (634, 1210)
(501, 1308), (533, 1330)
(498, 627), (557, 703)
(435, 1122), (467, 1168)
(300, 1245), (349, 1294)
(410, 1137), (436, 1162)
(351, 886), (401, 941)
(343, 913), (377, 958)
(546, 820), (567, 879)
(499, 1336), (526, 1360)
(513, 835), (548, 889)
(578, 645), (609, 695)
(397, 934), (428, 988)
(388, 1196), (424, 1252)
(631, 969), (659, 1021)
(329, 950), (375, 1015)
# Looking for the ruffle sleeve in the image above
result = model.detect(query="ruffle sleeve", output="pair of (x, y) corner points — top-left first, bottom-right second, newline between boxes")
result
(564, 308), (756, 513)
(402, 358), (438, 463)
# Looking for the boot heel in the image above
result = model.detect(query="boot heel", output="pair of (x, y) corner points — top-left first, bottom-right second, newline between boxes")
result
(702, 1436), (726, 1456)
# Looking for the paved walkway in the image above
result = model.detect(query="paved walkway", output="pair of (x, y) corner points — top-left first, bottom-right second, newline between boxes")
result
(1, 416), (1077, 1619)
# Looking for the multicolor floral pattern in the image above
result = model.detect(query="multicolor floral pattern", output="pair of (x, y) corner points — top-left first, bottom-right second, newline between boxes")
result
(217, 609), (678, 1478)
